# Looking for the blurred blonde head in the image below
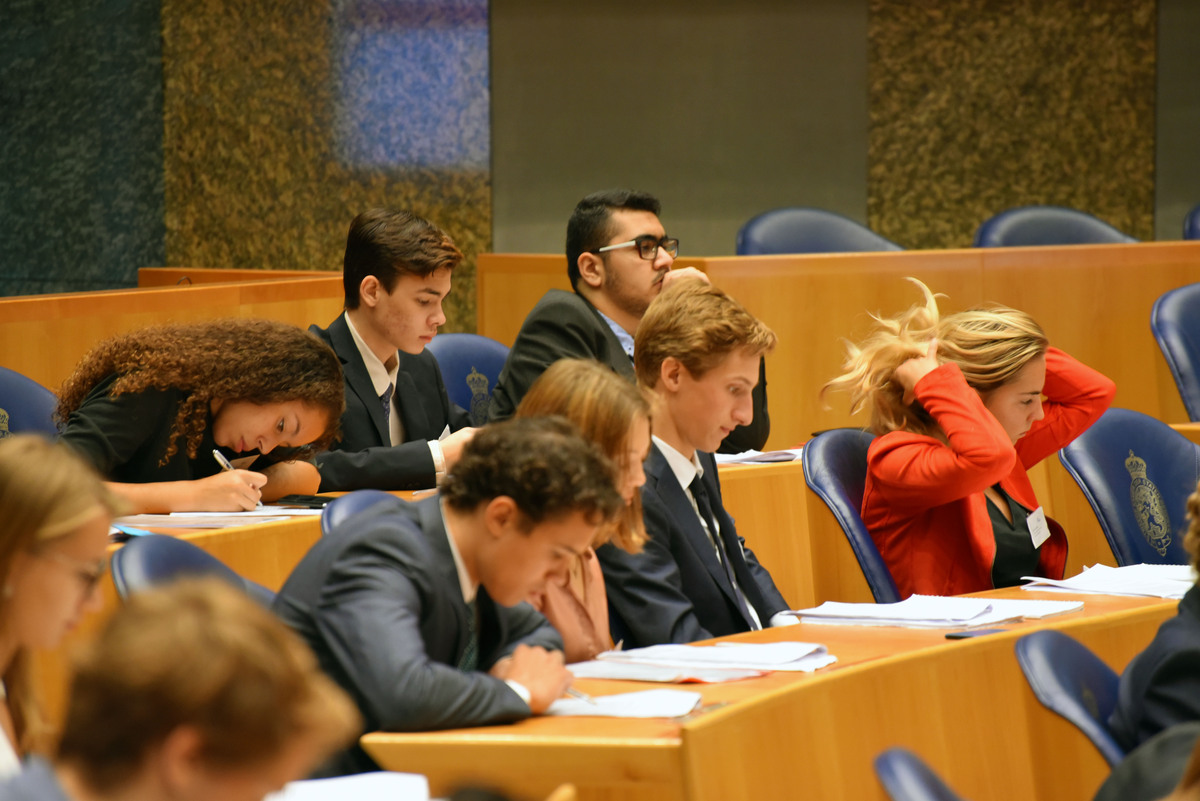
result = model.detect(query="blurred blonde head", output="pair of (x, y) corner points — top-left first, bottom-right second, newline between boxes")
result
(0, 434), (120, 754)
(516, 359), (650, 553)
(822, 278), (1049, 437)
(56, 577), (360, 793)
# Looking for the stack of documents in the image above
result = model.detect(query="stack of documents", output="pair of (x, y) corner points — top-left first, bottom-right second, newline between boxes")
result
(1021, 563), (1196, 599)
(113, 506), (324, 530)
(714, 448), (803, 465)
(267, 771), (429, 801)
(569, 641), (836, 683)
(791, 594), (1083, 629)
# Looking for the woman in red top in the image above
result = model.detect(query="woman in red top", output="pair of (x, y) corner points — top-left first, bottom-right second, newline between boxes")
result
(824, 280), (1115, 597)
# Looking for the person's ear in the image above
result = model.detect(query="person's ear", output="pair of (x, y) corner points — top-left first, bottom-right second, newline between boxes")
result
(577, 253), (605, 290)
(659, 357), (684, 393)
(157, 725), (206, 795)
(483, 496), (519, 539)
(359, 275), (382, 309)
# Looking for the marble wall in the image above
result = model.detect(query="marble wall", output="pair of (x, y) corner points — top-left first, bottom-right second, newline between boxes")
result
(867, 0), (1156, 249)
(0, 0), (165, 296)
(161, 0), (491, 331)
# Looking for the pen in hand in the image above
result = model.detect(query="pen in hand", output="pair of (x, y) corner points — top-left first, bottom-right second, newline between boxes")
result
(212, 449), (263, 508)
(565, 687), (598, 706)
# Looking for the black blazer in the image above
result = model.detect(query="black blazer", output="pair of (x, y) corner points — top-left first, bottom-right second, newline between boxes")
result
(487, 288), (770, 452)
(1110, 584), (1200, 750)
(596, 445), (789, 647)
(273, 495), (562, 775)
(311, 315), (470, 491)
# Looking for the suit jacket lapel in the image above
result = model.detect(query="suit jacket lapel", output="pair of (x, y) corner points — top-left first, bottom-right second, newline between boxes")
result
(328, 316), (390, 444)
(647, 446), (744, 612)
(576, 292), (636, 380)
(394, 354), (434, 439)
(416, 497), (477, 663)
(699, 454), (767, 621)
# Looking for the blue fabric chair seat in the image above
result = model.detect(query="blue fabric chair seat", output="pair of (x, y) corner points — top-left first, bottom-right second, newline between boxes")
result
(736, 207), (902, 255)
(425, 333), (509, 426)
(973, 205), (1137, 247)
(320, 489), (398, 536)
(110, 533), (276, 606)
(0, 366), (58, 437)
(874, 748), (968, 801)
(1151, 282), (1200, 422)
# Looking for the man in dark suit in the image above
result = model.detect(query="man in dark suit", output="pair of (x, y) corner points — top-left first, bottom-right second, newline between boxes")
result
(274, 417), (624, 775)
(487, 189), (769, 453)
(597, 278), (795, 647)
(312, 208), (476, 491)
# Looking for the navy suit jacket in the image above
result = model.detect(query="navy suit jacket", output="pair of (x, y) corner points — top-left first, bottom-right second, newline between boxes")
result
(1110, 584), (1200, 750)
(311, 315), (470, 491)
(596, 445), (789, 647)
(273, 495), (562, 775)
(487, 288), (770, 453)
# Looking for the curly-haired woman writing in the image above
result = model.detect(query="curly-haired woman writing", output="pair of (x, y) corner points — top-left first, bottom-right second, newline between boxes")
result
(57, 319), (344, 513)
(824, 279), (1114, 597)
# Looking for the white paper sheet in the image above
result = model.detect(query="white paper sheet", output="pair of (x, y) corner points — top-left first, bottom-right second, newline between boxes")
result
(266, 771), (429, 801)
(792, 594), (1083, 629)
(714, 448), (804, 465)
(545, 688), (703, 718)
(1021, 563), (1195, 599)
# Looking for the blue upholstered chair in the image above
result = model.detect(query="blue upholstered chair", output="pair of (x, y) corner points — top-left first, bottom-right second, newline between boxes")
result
(0, 365), (58, 437)
(874, 748), (968, 801)
(320, 489), (397, 536)
(1058, 408), (1195, 566)
(425, 332), (510, 425)
(973, 205), (1137, 247)
(1151, 282), (1200, 421)
(736, 207), (903, 255)
(1184, 204), (1200, 240)
(110, 534), (275, 606)
(1014, 630), (1126, 766)
(801, 428), (900, 602)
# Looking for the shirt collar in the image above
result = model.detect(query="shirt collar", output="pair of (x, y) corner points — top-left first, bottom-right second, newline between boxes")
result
(594, 308), (636, 360)
(440, 498), (477, 604)
(344, 311), (399, 398)
(653, 435), (704, 490)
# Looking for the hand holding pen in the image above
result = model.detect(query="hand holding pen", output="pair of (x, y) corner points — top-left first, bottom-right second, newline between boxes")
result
(203, 449), (267, 510)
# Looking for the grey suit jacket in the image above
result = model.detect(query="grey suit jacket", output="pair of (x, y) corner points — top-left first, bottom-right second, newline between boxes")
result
(311, 316), (470, 491)
(487, 288), (771, 452)
(597, 446), (789, 647)
(273, 494), (562, 775)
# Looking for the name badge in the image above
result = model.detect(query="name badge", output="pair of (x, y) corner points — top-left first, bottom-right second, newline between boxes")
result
(1027, 506), (1051, 549)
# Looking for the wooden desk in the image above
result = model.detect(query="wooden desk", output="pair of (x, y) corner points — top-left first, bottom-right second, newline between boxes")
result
(361, 589), (1176, 801)
(478, 244), (1200, 450)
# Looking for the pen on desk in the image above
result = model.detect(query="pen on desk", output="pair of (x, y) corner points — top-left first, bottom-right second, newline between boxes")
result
(565, 688), (598, 705)
(212, 449), (262, 508)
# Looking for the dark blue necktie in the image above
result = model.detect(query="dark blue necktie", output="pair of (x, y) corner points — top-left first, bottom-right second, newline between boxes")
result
(380, 382), (393, 424)
(457, 598), (479, 672)
(690, 474), (755, 627)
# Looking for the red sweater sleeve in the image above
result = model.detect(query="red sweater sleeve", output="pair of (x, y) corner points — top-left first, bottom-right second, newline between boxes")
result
(868, 363), (1016, 511)
(1015, 347), (1116, 468)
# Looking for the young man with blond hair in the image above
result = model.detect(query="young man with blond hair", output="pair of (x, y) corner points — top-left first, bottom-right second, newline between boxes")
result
(597, 278), (795, 646)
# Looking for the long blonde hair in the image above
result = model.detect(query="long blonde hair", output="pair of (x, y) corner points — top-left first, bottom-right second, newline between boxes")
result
(516, 359), (649, 553)
(0, 435), (120, 754)
(822, 278), (1049, 437)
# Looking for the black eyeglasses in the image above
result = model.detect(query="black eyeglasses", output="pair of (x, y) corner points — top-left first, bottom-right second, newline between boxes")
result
(594, 234), (680, 261)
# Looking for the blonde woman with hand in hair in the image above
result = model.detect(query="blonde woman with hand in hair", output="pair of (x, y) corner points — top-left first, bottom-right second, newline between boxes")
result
(823, 279), (1114, 597)
(0, 435), (121, 778)
(515, 359), (651, 662)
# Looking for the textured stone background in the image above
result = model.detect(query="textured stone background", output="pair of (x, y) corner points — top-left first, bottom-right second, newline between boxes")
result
(867, 0), (1156, 249)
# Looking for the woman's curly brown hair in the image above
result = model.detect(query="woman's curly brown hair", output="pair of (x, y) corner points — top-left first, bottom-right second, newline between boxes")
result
(56, 319), (345, 464)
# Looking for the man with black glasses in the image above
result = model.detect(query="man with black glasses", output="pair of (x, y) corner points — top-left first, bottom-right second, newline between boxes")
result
(488, 189), (769, 453)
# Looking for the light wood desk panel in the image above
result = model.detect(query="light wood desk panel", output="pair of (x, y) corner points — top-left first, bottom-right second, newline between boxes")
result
(0, 272), (343, 392)
(362, 589), (1176, 801)
(478, 244), (1200, 451)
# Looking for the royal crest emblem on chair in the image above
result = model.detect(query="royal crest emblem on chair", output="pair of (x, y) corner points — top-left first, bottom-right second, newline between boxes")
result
(1126, 450), (1172, 556)
(0, 408), (10, 438)
(466, 367), (490, 426)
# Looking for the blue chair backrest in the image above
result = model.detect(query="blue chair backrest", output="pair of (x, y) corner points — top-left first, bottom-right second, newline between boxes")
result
(425, 333), (510, 426)
(110, 534), (276, 606)
(973, 205), (1137, 247)
(0, 366), (58, 437)
(1058, 408), (1195, 566)
(1014, 629), (1126, 766)
(1184, 204), (1200, 240)
(736, 207), (903, 255)
(1152, 283), (1200, 421)
(874, 748), (967, 801)
(801, 428), (900, 602)
(321, 489), (398, 536)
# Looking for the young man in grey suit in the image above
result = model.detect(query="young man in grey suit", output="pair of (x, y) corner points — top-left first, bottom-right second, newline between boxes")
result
(487, 189), (769, 453)
(597, 278), (796, 647)
(274, 417), (623, 776)
(312, 208), (476, 491)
